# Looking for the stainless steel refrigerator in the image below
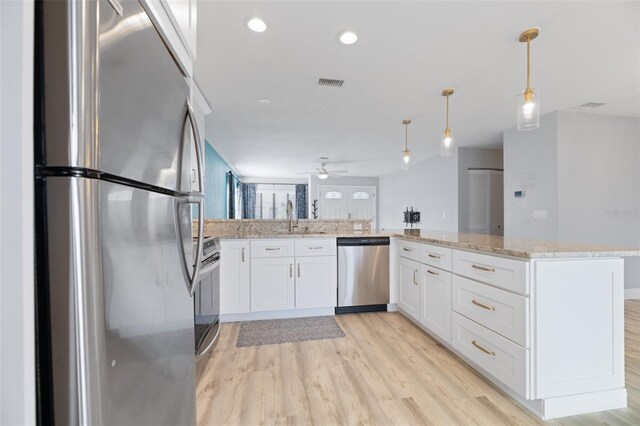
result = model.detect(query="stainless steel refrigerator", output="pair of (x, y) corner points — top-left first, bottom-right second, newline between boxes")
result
(34, 1), (204, 424)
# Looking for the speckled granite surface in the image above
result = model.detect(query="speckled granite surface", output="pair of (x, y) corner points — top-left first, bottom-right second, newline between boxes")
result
(195, 219), (372, 239)
(387, 229), (640, 259)
(195, 220), (639, 259)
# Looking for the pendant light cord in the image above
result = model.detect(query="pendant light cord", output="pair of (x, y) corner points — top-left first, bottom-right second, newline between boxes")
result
(445, 95), (450, 130)
(404, 123), (408, 150)
(526, 38), (531, 90)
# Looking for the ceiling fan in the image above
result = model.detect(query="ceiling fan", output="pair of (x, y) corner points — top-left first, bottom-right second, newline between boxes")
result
(296, 162), (349, 180)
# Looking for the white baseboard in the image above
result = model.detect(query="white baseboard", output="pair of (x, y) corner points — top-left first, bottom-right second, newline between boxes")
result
(624, 288), (640, 299)
(387, 303), (398, 312)
(220, 307), (335, 322)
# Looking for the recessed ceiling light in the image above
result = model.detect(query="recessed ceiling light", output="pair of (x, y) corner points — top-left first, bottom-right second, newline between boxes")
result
(258, 98), (271, 104)
(246, 17), (267, 33)
(311, 103), (326, 109)
(337, 30), (358, 45)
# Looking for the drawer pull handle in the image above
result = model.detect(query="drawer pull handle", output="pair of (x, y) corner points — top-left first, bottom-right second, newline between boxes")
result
(428, 254), (441, 259)
(471, 264), (495, 273)
(413, 270), (418, 285)
(289, 264), (293, 278)
(266, 247), (281, 251)
(297, 263), (301, 277)
(471, 340), (496, 356)
(241, 247), (245, 262)
(403, 247), (413, 252)
(309, 246), (323, 250)
(472, 299), (496, 311)
(427, 269), (439, 276)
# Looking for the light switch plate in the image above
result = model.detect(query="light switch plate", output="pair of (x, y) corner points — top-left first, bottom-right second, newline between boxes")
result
(534, 209), (548, 220)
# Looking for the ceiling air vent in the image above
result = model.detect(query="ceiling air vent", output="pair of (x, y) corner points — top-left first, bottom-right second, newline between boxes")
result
(577, 102), (606, 109)
(318, 78), (344, 87)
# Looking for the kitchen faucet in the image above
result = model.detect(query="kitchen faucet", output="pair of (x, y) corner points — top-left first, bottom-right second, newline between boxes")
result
(286, 200), (298, 232)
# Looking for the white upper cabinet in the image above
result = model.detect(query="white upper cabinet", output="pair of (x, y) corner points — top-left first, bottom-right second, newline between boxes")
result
(141, 0), (197, 76)
(162, 0), (197, 58)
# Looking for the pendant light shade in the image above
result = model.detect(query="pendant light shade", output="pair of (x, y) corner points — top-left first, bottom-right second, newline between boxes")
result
(441, 88), (455, 157)
(401, 119), (412, 171)
(517, 28), (540, 131)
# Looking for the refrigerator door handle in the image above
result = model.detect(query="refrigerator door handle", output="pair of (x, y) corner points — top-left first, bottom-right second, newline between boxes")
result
(184, 101), (204, 196)
(176, 195), (204, 297)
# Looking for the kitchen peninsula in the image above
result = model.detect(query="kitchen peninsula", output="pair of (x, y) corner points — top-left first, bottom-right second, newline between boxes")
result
(202, 219), (638, 419)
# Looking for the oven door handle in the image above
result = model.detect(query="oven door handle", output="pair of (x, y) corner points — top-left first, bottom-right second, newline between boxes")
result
(199, 258), (221, 277)
(196, 323), (220, 361)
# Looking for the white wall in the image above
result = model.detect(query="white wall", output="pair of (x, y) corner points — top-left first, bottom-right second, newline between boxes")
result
(458, 147), (504, 232)
(556, 112), (640, 291)
(0, 0), (36, 423)
(378, 155), (458, 231)
(308, 175), (379, 223)
(503, 112), (559, 240)
(504, 111), (640, 290)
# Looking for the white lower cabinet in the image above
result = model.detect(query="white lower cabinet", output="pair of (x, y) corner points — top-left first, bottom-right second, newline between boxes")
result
(395, 237), (627, 419)
(220, 240), (250, 315)
(419, 265), (452, 344)
(295, 255), (337, 309)
(221, 238), (337, 316)
(250, 257), (295, 312)
(398, 257), (420, 318)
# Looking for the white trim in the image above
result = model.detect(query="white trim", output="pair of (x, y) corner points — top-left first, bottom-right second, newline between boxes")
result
(192, 80), (212, 115)
(0, 1), (35, 423)
(220, 307), (335, 323)
(625, 288), (640, 300)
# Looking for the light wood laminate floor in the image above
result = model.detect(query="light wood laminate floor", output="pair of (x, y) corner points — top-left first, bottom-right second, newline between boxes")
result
(197, 300), (640, 425)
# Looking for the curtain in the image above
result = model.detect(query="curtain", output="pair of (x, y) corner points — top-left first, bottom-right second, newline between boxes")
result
(295, 184), (308, 219)
(241, 183), (257, 219)
(226, 171), (241, 219)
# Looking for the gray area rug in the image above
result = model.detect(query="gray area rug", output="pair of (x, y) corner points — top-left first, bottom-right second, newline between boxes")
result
(236, 316), (345, 347)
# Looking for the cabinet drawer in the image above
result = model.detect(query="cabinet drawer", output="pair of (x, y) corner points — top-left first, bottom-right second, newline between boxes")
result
(452, 275), (528, 347)
(452, 250), (529, 295)
(420, 244), (453, 271)
(251, 239), (295, 258)
(295, 238), (336, 257)
(398, 239), (420, 261)
(452, 312), (529, 398)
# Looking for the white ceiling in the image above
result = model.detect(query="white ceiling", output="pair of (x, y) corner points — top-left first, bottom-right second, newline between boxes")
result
(195, 1), (640, 178)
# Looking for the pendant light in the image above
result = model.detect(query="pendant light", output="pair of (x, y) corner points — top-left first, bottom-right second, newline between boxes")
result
(401, 119), (412, 171)
(517, 28), (540, 131)
(441, 88), (455, 157)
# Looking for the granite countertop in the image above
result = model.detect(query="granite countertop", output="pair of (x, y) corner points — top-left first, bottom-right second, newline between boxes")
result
(213, 231), (389, 240)
(212, 228), (640, 259)
(387, 229), (640, 259)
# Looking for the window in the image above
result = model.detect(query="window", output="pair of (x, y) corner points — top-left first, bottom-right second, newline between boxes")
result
(352, 191), (369, 200)
(255, 184), (296, 219)
(325, 191), (343, 199)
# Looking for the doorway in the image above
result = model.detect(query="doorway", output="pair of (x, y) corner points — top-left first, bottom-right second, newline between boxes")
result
(318, 185), (376, 229)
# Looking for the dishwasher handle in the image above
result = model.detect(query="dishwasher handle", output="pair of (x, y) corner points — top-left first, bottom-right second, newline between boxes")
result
(337, 237), (390, 247)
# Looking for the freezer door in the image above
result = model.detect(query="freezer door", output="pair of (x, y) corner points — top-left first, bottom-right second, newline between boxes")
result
(41, 0), (199, 193)
(43, 176), (195, 425)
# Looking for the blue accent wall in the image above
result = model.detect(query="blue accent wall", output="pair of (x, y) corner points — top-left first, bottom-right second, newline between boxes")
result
(204, 141), (230, 219)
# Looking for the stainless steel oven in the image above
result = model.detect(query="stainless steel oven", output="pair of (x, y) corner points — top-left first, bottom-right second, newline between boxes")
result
(194, 237), (221, 382)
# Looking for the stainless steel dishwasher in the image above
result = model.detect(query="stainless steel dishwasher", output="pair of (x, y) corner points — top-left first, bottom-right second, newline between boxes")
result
(336, 237), (390, 314)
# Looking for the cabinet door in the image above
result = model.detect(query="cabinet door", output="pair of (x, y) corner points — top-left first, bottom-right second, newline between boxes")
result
(250, 257), (295, 312)
(220, 240), (250, 314)
(162, 0), (197, 58)
(398, 257), (420, 319)
(296, 256), (337, 309)
(419, 265), (452, 344)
